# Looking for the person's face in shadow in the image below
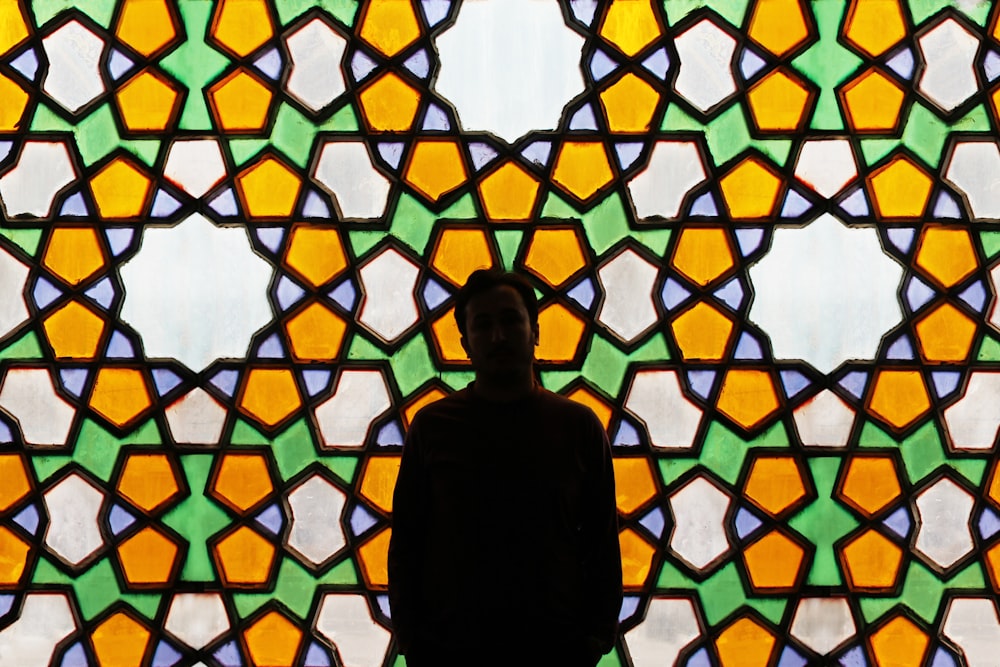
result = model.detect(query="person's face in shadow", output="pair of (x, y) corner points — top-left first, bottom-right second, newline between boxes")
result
(460, 285), (539, 381)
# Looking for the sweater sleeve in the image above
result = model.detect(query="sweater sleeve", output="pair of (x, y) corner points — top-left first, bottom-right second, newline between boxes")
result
(387, 418), (424, 655)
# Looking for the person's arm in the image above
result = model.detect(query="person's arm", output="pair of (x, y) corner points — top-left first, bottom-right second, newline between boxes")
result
(387, 419), (424, 655)
(580, 414), (623, 656)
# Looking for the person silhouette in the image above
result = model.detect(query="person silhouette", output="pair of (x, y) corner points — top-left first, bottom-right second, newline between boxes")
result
(388, 269), (622, 666)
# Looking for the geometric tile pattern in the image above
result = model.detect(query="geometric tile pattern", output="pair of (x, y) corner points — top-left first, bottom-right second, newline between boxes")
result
(3, 0), (1000, 665)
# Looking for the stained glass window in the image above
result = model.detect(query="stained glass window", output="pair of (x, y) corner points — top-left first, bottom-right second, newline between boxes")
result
(2, 0), (1000, 664)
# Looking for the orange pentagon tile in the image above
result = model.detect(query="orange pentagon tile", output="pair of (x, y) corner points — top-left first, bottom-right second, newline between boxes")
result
(0, 454), (31, 512)
(840, 68), (906, 133)
(116, 452), (181, 514)
(747, 0), (812, 57)
(914, 301), (977, 363)
(478, 161), (541, 221)
(285, 301), (348, 362)
(566, 386), (613, 430)
(869, 615), (929, 667)
(42, 226), (105, 286)
(714, 615), (777, 667)
(599, 0), (662, 57)
(743, 455), (808, 517)
(613, 457), (658, 516)
(0, 525), (30, 586)
(671, 227), (735, 286)
(89, 367), (152, 428)
(988, 461), (1000, 509)
(716, 369), (780, 431)
(42, 300), (106, 359)
(536, 301), (587, 363)
(358, 0), (421, 57)
(0, 0), (30, 56)
(0, 73), (29, 133)
(430, 307), (468, 364)
(207, 69), (274, 133)
(239, 368), (302, 429)
(357, 72), (421, 132)
(746, 68), (813, 133)
(91, 611), (151, 667)
(600, 72), (660, 133)
(115, 525), (180, 588)
(115, 0), (178, 57)
(551, 141), (615, 202)
(359, 455), (401, 513)
(114, 68), (181, 133)
(837, 455), (902, 518)
(357, 526), (391, 589)
(523, 227), (588, 288)
(402, 386), (448, 427)
(243, 610), (302, 667)
(868, 156), (933, 219)
(213, 525), (276, 587)
(211, 452), (273, 514)
(742, 529), (807, 591)
(283, 225), (348, 288)
(210, 0), (274, 58)
(404, 140), (468, 202)
(235, 155), (302, 219)
(430, 227), (495, 287)
(839, 527), (904, 591)
(984, 542), (1000, 592)
(843, 0), (907, 58)
(89, 157), (152, 220)
(670, 301), (734, 362)
(619, 527), (657, 589)
(867, 369), (931, 432)
(719, 156), (783, 220)
(914, 226), (978, 289)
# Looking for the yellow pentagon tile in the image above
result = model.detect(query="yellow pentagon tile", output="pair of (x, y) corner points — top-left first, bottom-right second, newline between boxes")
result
(235, 156), (302, 219)
(613, 457), (657, 516)
(283, 225), (348, 288)
(523, 227), (588, 288)
(841, 68), (905, 133)
(430, 308), (468, 365)
(914, 226), (978, 289)
(748, 0), (811, 57)
(0, 0), (29, 56)
(115, 0), (178, 58)
(91, 612), (151, 667)
(746, 68), (813, 133)
(868, 155), (933, 219)
(599, 0), (662, 57)
(838, 455), (901, 518)
(211, 452), (273, 514)
(671, 227), (735, 286)
(551, 141), (615, 202)
(0, 73), (29, 132)
(243, 610), (302, 667)
(404, 140), (468, 202)
(358, 72), (421, 132)
(985, 542), (1000, 592)
(239, 368), (301, 428)
(478, 161), (541, 221)
(210, 0), (274, 58)
(285, 301), (348, 362)
(357, 526), (391, 589)
(599, 72), (660, 133)
(743, 455), (808, 518)
(536, 301), (587, 363)
(670, 301), (734, 362)
(42, 300), (106, 360)
(914, 301), (977, 363)
(89, 367), (152, 428)
(358, 0), (421, 57)
(116, 452), (181, 514)
(402, 386), (448, 427)
(742, 529), (806, 591)
(840, 528), (904, 591)
(718, 157), (783, 220)
(843, 0), (907, 58)
(213, 525), (276, 586)
(0, 525), (30, 585)
(715, 616), (776, 667)
(359, 455), (402, 513)
(0, 454), (31, 512)
(869, 615), (929, 667)
(716, 369), (780, 431)
(115, 68), (181, 133)
(619, 527), (656, 589)
(43, 226), (105, 286)
(867, 369), (931, 431)
(566, 386), (614, 430)
(89, 157), (152, 220)
(207, 68), (274, 133)
(116, 525), (179, 588)
(431, 227), (495, 287)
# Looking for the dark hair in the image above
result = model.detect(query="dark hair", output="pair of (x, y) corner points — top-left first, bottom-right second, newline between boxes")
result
(453, 269), (538, 337)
